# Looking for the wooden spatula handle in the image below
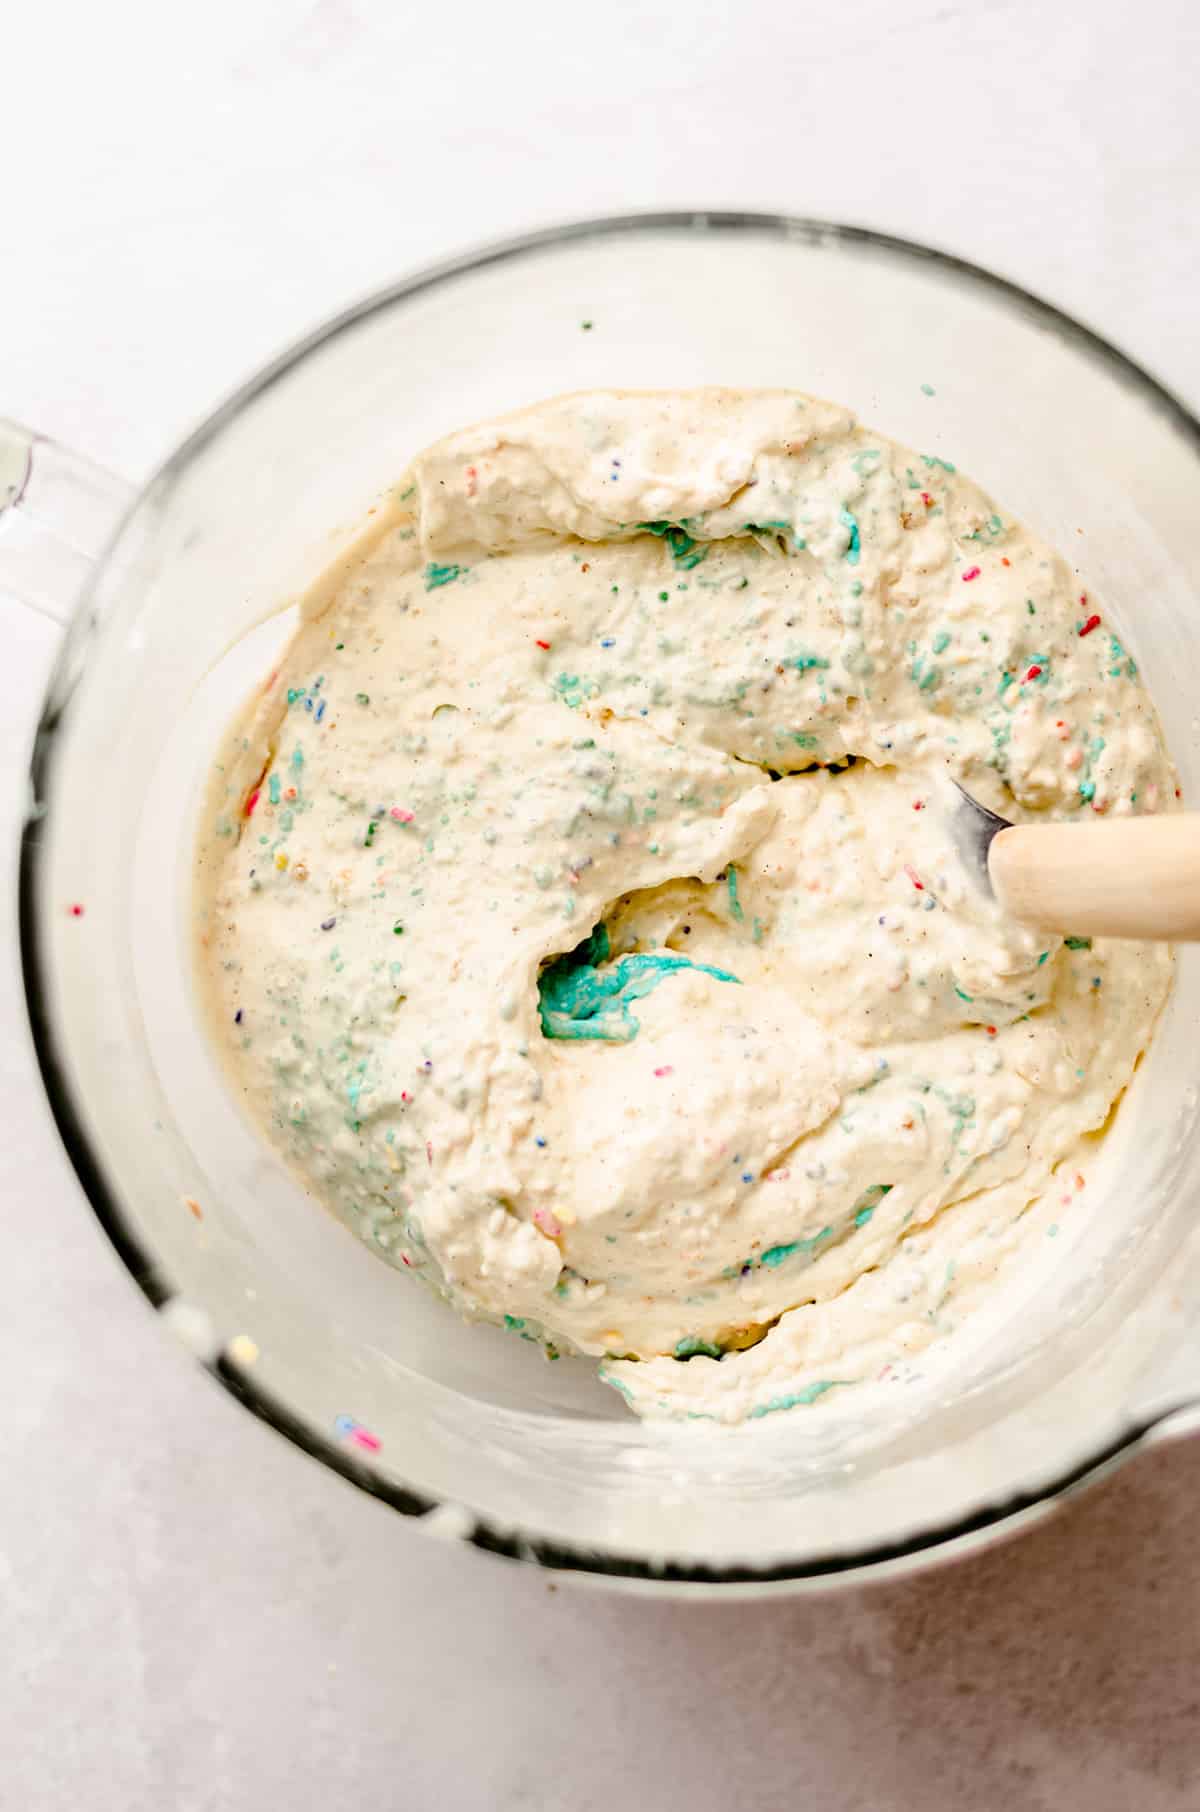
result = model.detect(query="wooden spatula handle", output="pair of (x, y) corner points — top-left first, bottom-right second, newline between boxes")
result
(989, 814), (1200, 940)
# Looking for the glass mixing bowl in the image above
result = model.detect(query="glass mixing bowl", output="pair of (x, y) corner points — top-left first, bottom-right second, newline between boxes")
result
(11, 213), (1200, 1592)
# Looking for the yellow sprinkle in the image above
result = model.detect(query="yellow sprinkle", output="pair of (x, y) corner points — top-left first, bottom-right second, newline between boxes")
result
(275, 851), (289, 870)
(228, 1334), (259, 1366)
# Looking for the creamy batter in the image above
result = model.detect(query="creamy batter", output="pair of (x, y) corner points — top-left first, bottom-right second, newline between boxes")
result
(195, 389), (1174, 1424)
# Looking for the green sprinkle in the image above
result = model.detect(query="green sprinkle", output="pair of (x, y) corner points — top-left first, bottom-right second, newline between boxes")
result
(1064, 936), (1093, 951)
(581, 319), (593, 331)
(932, 630), (951, 654)
(267, 773), (281, 805)
(838, 507), (861, 564)
(356, 692), (371, 706)
(1079, 779), (1096, 801)
(760, 1225), (832, 1269)
(639, 520), (709, 570)
(726, 864), (744, 923)
(424, 562), (463, 590)
(747, 1380), (844, 1418)
(393, 921), (404, 936)
(920, 383), (936, 396)
(852, 1183), (892, 1229)
(503, 1314), (526, 1331)
(1026, 600), (1036, 615)
(674, 1335), (723, 1360)
(364, 820), (378, 847)
(954, 986), (973, 1002)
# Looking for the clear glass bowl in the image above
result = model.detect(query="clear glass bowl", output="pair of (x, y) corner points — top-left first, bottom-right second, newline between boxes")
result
(17, 214), (1200, 1592)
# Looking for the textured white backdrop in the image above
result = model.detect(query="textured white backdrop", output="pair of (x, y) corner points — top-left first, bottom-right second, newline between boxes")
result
(4, 3), (1200, 1806)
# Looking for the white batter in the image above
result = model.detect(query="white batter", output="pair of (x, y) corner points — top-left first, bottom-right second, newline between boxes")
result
(195, 390), (1174, 1423)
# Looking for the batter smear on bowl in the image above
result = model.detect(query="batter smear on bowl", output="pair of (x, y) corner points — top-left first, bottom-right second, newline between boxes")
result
(195, 390), (1174, 1424)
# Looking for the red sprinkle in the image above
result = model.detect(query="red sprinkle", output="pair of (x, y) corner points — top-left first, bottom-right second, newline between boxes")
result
(351, 1427), (381, 1453)
(920, 492), (934, 508)
(986, 1025), (997, 1036)
(245, 789), (260, 817)
(903, 864), (924, 890)
(912, 800), (925, 811)
(465, 464), (478, 498)
(69, 903), (85, 918)
(653, 1065), (674, 1078)
(1001, 556), (1011, 567)
(1024, 664), (1043, 682)
(961, 566), (981, 582)
(1078, 614), (1101, 637)
(535, 639), (551, 650)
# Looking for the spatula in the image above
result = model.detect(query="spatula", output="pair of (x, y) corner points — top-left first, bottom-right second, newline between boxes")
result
(952, 782), (1200, 941)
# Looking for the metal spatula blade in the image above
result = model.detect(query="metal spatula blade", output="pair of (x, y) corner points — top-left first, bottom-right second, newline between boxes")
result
(950, 780), (1199, 942)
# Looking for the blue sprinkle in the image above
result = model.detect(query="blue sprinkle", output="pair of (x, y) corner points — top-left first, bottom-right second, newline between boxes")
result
(320, 917), (336, 931)
(741, 1172), (754, 1184)
(234, 1009), (243, 1024)
(315, 698), (326, 723)
(535, 1136), (547, 1148)
(600, 638), (616, 648)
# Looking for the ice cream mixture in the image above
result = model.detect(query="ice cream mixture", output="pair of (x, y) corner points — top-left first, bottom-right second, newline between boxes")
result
(195, 390), (1174, 1424)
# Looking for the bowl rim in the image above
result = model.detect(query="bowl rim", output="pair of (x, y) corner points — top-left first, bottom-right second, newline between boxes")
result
(20, 207), (1200, 1591)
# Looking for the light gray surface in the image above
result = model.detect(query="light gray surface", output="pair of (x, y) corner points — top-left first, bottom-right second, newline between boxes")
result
(4, 2), (1200, 1805)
